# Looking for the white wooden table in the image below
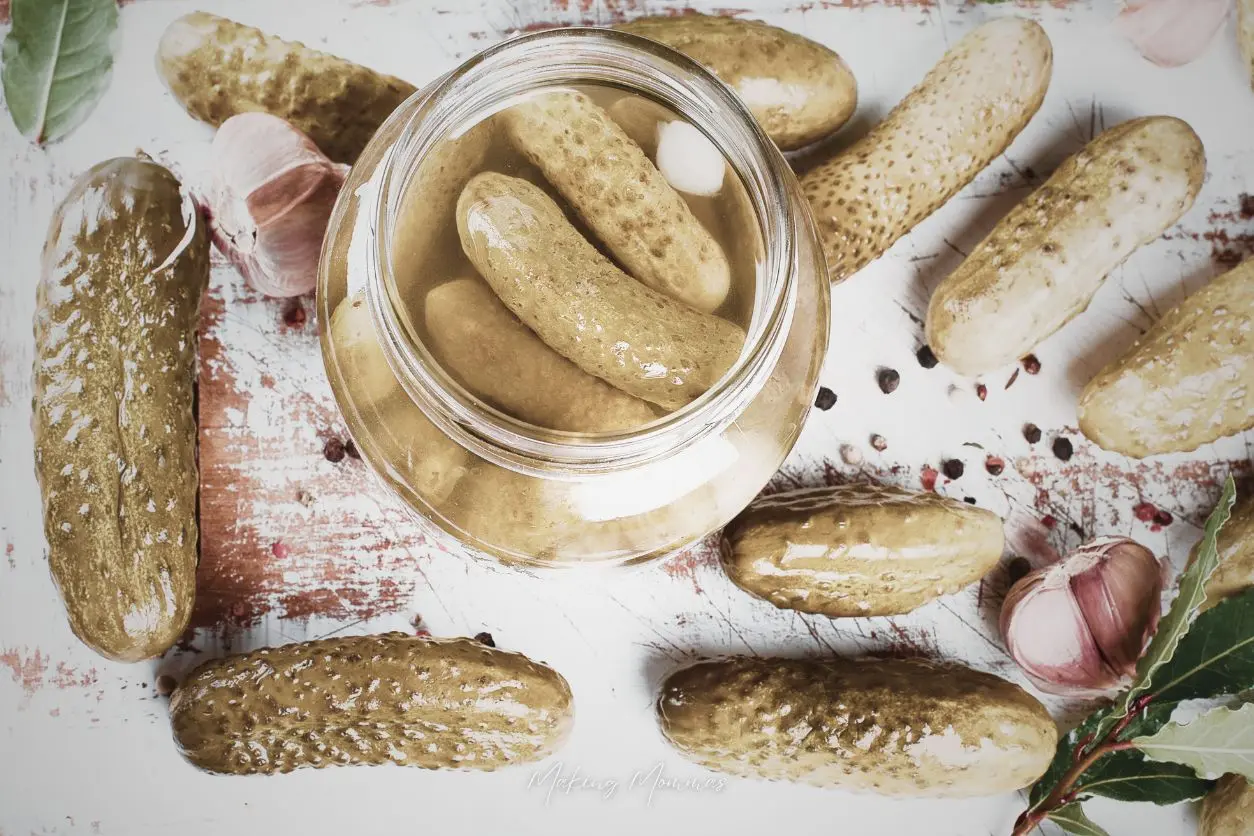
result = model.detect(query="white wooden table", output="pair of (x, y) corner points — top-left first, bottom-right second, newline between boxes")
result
(1, 1), (1250, 834)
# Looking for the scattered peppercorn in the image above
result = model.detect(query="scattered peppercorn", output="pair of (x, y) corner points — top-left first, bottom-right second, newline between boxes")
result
(877, 367), (900, 394)
(840, 444), (863, 466)
(282, 298), (307, 328)
(344, 438), (360, 460)
(1041, 514), (1057, 529)
(975, 383), (988, 401)
(815, 387), (837, 410)
(155, 675), (177, 697)
(1022, 354), (1041, 375)
(323, 437), (346, 463)
(1023, 423), (1042, 444)
(985, 455), (1005, 476)
(963, 497), (977, 505)
(474, 632), (496, 647)
(916, 345), (939, 369)
(1007, 557), (1032, 585)
(1153, 509), (1174, 527)
(920, 465), (939, 492)
(942, 459), (965, 480)
(1052, 436), (1074, 461)
(870, 434), (888, 452)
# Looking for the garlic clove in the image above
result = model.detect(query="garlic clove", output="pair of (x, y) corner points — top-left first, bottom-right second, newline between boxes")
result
(1002, 568), (1121, 697)
(1000, 536), (1165, 697)
(656, 120), (726, 197)
(1116, 0), (1234, 68)
(1070, 538), (1163, 676)
(207, 112), (348, 298)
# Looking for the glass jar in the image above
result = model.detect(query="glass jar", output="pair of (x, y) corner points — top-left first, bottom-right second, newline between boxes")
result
(318, 28), (830, 567)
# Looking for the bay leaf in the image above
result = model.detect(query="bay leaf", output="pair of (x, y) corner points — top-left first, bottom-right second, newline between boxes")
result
(1149, 588), (1254, 704)
(1133, 701), (1254, 780)
(1092, 478), (1237, 741)
(1030, 701), (1213, 807)
(2, 0), (119, 144)
(1048, 803), (1110, 836)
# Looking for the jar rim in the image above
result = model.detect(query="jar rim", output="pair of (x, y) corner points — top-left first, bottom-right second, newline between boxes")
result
(371, 27), (801, 476)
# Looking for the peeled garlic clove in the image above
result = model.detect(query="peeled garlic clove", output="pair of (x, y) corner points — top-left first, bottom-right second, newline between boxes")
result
(207, 112), (349, 297)
(1000, 536), (1164, 697)
(656, 120), (726, 197)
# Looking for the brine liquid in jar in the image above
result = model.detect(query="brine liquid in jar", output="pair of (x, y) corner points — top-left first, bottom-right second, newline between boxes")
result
(387, 83), (764, 435)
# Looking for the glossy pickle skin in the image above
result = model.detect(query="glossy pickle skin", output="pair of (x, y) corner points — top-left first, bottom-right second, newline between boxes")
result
(614, 13), (857, 151)
(33, 158), (208, 662)
(722, 484), (1005, 617)
(156, 12), (416, 163)
(1078, 259), (1253, 458)
(424, 278), (657, 433)
(800, 18), (1052, 284)
(927, 116), (1206, 376)
(169, 634), (574, 775)
(456, 172), (745, 411)
(657, 656), (1057, 797)
(500, 90), (731, 313)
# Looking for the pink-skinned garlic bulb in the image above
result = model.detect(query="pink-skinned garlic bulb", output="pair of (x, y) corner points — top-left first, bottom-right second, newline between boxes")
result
(206, 112), (349, 297)
(1000, 536), (1166, 698)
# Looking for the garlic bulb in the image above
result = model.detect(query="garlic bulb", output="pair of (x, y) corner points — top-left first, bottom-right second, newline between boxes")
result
(1000, 536), (1165, 697)
(206, 112), (349, 297)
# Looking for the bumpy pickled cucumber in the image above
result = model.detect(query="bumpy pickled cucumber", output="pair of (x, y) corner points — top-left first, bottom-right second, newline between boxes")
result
(1200, 775), (1254, 836)
(156, 12), (415, 163)
(500, 90), (731, 313)
(425, 278), (657, 433)
(169, 634), (574, 774)
(328, 292), (469, 504)
(927, 116), (1205, 376)
(1078, 259), (1253, 457)
(657, 656), (1056, 797)
(33, 157), (209, 661)
(456, 172), (745, 411)
(722, 483), (1005, 617)
(801, 18), (1052, 283)
(615, 13), (857, 150)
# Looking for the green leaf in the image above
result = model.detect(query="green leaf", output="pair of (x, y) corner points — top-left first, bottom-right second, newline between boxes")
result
(2, 0), (119, 144)
(1093, 477), (1237, 741)
(1030, 702), (1213, 808)
(1048, 803), (1109, 836)
(1149, 589), (1254, 704)
(1133, 702), (1254, 781)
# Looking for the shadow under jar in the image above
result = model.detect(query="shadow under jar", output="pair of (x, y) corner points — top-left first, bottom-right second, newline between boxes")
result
(318, 28), (830, 567)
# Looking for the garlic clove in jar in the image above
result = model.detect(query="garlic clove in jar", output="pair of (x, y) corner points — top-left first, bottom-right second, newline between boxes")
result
(1000, 536), (1165, 697)
(206, 112), (349, 298)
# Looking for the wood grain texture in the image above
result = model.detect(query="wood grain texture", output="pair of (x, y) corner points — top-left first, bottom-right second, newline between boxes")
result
(0, 1), (1249, 835)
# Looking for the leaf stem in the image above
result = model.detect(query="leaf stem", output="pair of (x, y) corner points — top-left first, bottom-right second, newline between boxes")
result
(1012, 740), (1136, 836)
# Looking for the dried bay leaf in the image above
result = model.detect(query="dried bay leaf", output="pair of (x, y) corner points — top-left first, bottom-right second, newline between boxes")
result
(2, 0), (118, 144)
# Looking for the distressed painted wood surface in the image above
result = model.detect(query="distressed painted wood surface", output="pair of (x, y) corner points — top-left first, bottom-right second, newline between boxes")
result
(1, 1), (1251, 834)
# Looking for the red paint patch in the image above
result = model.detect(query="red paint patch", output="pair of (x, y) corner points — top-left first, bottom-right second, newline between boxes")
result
(0, 648), (48, 697)
(193, 277), (448, 637)
(660, 537), (720, 592)
(52, 662), (98, 689)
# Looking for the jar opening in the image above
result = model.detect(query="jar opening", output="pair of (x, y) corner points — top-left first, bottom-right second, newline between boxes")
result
(372, 28), (799, 476)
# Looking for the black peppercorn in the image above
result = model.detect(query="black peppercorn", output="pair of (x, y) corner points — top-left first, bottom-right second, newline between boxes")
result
(814, 387), (837, 410)
(1052, 436), (1074, 461)
(916, 346), (939, 369)
(323, 437), (346, 463)
(877, 368), (900, 394)
(870, 434), (888, 452)
(942, 459), (965, 480)
(474, 632), (495, 647)
(1023, 423), (1042, 444)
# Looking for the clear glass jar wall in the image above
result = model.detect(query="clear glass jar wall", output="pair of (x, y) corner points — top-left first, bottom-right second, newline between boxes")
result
(318, 29), (831, 566)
